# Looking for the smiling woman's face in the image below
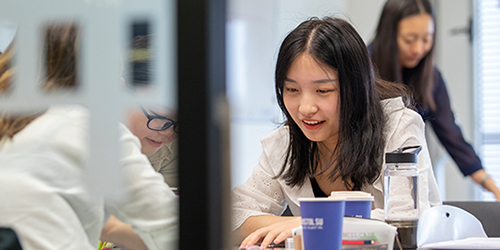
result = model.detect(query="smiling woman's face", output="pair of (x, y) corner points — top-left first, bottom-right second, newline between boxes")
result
(283, 52), (341, 149)
(126, 107), (178, 155)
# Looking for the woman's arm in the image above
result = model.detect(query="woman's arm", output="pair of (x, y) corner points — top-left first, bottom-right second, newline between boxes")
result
(232, 165), (290, 247)
(430, 70), (500, 200)
(100, 215), (147, 250)
(429, 69), (482, 176)
(470, 169), (500, 201)
(232, 127), (293, 247)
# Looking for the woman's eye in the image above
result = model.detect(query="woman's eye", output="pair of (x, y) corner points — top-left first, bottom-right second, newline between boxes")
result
(317, 89), (332, 94)
(285, 87), (298, 92)
(402, 36), (417, 44)
(405, 39), (414, 44)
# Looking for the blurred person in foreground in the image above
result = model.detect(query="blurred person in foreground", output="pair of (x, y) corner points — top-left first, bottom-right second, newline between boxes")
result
(0, 24), (178, 250)
(126, 34), (178, 189)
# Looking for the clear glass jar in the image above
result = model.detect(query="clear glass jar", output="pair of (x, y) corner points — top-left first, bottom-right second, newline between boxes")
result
(384, 146), (422, 250)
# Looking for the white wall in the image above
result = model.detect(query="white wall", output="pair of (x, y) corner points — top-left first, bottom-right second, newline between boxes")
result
(345, 0), (386, 42)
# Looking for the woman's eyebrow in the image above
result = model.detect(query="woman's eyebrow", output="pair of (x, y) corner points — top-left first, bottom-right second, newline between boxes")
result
(313, 78), (337, 84)
(401, 33), (432, 38)
(284, 77), (337, 83)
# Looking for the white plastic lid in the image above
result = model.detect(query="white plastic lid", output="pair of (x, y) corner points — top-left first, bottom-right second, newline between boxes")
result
(298, 197), (346, 202)
(329, 191), (374, 201)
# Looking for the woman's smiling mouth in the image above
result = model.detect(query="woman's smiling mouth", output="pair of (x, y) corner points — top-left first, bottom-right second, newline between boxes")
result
(146, 138), (163, 148)
(302, 120), (324, 129)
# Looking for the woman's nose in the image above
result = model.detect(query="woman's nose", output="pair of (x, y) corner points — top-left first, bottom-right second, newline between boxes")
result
(298, 94), (318, 115)
(411, 40), (424, 55)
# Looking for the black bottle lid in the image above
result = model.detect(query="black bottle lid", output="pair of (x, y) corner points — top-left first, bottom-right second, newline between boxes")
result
(385, 145), (422, 163)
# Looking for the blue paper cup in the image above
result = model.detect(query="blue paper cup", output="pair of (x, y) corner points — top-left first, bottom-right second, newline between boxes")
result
(299, 197), (345, 250)
(330, 191), (374, 218)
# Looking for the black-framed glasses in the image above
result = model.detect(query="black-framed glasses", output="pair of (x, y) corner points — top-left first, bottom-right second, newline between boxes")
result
(139, 105), (178, 133)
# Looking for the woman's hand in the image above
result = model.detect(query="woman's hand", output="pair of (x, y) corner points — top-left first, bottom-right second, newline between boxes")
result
(100, 215), (148, 250)
(239, 216), (301, 249)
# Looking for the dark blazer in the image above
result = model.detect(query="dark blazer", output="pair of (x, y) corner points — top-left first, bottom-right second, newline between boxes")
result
(402, 67), (482, 176)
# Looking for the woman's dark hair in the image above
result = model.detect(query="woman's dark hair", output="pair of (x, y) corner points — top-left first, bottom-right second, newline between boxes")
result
(371, 0), (436, 110)
(274, 17), (408, 191)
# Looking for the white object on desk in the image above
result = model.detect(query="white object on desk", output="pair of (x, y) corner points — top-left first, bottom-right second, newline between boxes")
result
(419, 237), (500, 249)
(417, 205), (487, 247)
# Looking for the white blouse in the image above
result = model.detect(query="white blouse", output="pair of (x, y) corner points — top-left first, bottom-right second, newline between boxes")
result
(231, 97), (442, 231)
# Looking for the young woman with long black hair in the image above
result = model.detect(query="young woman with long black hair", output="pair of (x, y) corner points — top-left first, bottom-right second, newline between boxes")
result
(370, 0), (500, 200)
(232, 16), (441, 248)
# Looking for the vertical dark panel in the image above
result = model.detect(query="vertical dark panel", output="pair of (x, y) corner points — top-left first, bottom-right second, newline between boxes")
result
(177, 0), (227, 249)
(207, 0), (228, 249)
